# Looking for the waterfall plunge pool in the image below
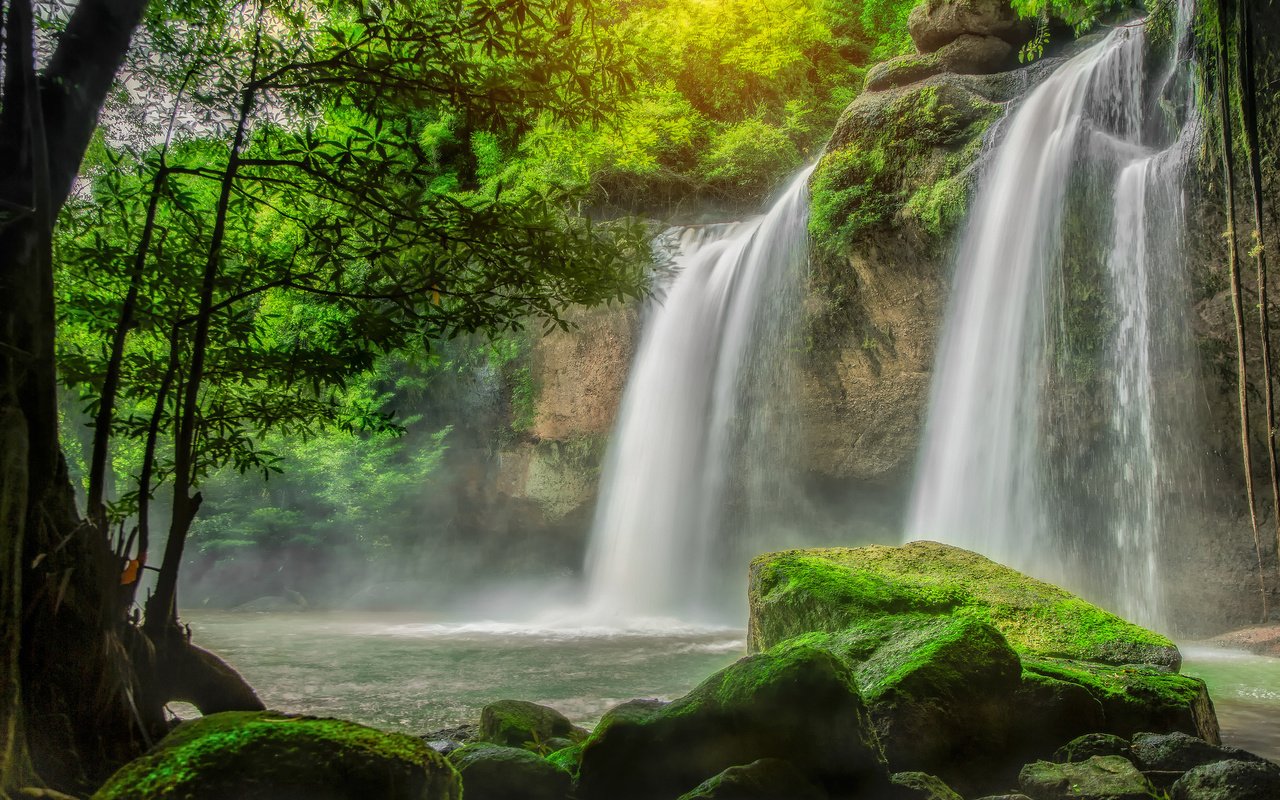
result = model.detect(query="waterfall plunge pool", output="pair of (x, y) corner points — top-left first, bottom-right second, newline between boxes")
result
(183, 611), (1280, 761)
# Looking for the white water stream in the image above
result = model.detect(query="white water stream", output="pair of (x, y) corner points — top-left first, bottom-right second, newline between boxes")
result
(906, 8), (1200, 628)
(583, 167), (814, 621)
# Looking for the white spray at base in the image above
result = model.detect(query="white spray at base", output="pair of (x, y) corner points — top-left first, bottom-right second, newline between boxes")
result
(582, 166), (814, 623)
(906, 7), (1201, 630)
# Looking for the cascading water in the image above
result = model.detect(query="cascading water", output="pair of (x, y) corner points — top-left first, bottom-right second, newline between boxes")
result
(905, 6), (1201, 629)
(583, 167), (814, 622)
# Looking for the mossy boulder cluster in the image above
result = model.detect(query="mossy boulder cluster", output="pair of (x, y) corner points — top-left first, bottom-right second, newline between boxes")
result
(746, 541), (1220, 795)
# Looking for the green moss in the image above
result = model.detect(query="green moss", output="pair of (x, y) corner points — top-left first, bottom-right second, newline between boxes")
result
(749, 543), (1178, 668)
(94, 711), (456, 800)
(546, 742), (584, 776)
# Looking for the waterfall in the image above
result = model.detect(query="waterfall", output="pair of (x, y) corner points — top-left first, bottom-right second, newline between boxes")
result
(583, 166), (814, 622)
(905, 7), (1200, 629)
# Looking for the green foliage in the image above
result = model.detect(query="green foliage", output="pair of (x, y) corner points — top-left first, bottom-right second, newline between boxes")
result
(699, 118), (804, 195)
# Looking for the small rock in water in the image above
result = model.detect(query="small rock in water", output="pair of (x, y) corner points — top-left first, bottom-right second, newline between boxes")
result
(480, 699), (587, 750)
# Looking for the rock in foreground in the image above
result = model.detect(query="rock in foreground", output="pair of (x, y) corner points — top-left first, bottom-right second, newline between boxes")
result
(93, 711), (460, 800)
(575, 643), (889, 800)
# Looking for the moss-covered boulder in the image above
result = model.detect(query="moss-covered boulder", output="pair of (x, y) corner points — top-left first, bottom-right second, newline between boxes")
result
(748, 542), (1180, 668)
(936, 33), (1015, 74)
(787, 615), (1021, 788)
(92, 711), (460, 800)
(746, 543), (1219, 792)
(447, 743), (572, 800)
(575, 643), (889, 800)
(676, 759), (827, 800)
(1024, 659), (1217, 741)
(479, 699), (587, 750)
(1018, 756), (1154, 800)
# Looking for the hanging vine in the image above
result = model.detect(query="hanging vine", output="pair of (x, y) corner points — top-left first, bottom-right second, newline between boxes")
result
(1213, 0), (1269, 621)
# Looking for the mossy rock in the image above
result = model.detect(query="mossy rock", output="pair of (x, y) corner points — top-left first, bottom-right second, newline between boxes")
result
(92, 711), (460, 800)
(1024, 659), (1218, 742)
(907, 0), (1034, 53)
(545, 742), (584, 777)
(890, 771), (964, 799)
(747, 542), (1181, 669)
(811, 77), (998, 251)
(865, 53), (943, 92)
(1018, 755), (1154, 800)
(1129, 731), (1264, 773)
(676, 758), (827, 800)
(575, 643), (889, 800)
(479, 699), (587, 750)
(1053, 733), (1131, 764)
(781, 616), (1029, 794)
(447, 743), (572, 800)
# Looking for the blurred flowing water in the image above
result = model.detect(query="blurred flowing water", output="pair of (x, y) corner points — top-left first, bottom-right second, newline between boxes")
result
(1182, 647), (1280, 761)
(583, 166), (813, 622)
(906, 4), (1202, 629)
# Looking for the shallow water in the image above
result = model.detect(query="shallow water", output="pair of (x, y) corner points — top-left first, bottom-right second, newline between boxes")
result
(1181, 645), (1280, 761)
(184, 611), (744, 733)
(186, 612), (1280, 763)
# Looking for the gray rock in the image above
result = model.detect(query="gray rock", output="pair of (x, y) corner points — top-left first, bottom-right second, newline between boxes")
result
(1053, 733), (1131, 763)
(678, 759), (827, 800)
(1018, 755), (1154, 800)
(908, 0), (1035, 53)
(865, 53), (943, 92)
(937, 33), (1016, 74)
(448, 743), (573, 800)
(1170, 759), (1280, 800)
(1130, 731), (1266, 773)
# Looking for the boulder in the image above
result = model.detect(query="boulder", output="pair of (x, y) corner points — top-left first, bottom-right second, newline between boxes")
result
(936, 33), (1015, 74)
(890, 771), (964, 799)
(865, 53), (943, 92)
(1023, 659), (1219, 742)
(908, 0), (1034, 53)
(447, 743), (572, 800)
(479, 699), (587, 750)
(1018, 756), (1154, 800)
(1130, 731), (1265, 772)
(1054, 733), (1131, 763)
(748, 543), (1181, 667)
(677, 759), (827, 800)
(92, 711), (460, 800)
(574, 643), (889, 800)
(796, 615), (1022, 791)
(1170, 759), (1280, 800)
